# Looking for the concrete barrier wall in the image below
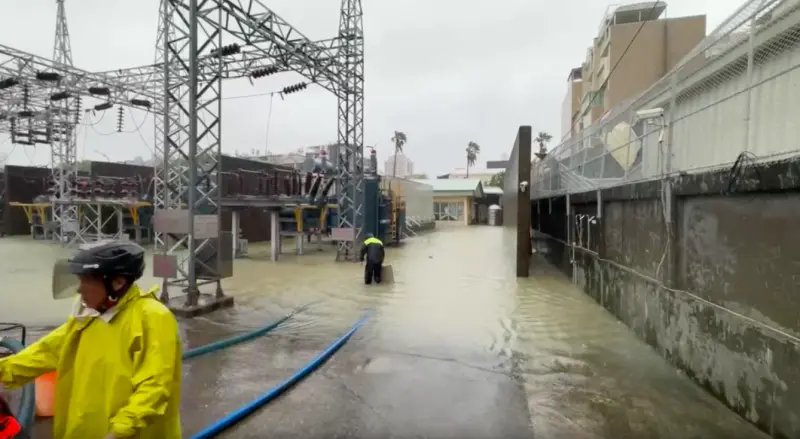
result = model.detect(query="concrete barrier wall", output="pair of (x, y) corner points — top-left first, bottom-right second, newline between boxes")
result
(2, 165), (50, 236)
(0, 157), (304, 242)
(534, 158), (800, 439)
(502, 126), (532, 277)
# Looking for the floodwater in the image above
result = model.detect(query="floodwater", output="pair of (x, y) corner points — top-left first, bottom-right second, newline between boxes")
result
(0, 228), (768, 439)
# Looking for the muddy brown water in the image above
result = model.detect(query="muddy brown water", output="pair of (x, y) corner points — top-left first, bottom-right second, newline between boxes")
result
(0, 228), (767, 438)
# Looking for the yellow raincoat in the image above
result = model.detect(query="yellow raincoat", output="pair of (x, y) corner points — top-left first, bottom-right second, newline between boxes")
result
(0, 285), (182, 439)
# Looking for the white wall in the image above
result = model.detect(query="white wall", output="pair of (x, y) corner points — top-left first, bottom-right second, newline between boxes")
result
(382, 177), (434, 223)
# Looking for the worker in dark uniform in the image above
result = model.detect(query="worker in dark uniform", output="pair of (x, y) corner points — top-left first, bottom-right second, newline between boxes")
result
(360, 233), (385, 284)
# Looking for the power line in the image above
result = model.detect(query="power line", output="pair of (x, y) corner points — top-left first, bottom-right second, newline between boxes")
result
(562, 1), (663, 143)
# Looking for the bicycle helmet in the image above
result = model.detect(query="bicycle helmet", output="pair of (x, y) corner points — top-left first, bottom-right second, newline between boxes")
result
(66, 241), (146, 297)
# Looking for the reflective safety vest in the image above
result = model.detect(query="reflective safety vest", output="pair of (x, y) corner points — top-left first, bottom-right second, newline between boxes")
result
(363, 237), (383, 246)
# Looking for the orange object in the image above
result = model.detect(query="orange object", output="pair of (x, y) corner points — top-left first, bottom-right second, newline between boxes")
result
(34, 371), (57, 417)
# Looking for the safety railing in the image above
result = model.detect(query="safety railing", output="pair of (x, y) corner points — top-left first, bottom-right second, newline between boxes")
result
(532, 0), (800, 198)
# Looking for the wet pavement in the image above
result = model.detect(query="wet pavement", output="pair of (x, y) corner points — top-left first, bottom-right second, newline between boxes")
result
(1, 228), (769, 438)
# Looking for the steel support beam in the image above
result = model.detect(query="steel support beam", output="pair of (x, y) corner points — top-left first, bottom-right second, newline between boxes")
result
(157, 0), (225, 306)
(335, 0), (365, 261)
(49, 0), (79, 244)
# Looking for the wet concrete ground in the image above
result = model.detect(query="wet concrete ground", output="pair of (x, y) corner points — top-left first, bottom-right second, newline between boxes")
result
(1, 228), (769, 438)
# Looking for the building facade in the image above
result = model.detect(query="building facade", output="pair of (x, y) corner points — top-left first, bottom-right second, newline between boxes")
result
(413, 179), (486, 226)
(440, 167), (502, 186)
(384, 153), (414, 178)
(564, 2), (706, 135)
(561, 67), (584, 141)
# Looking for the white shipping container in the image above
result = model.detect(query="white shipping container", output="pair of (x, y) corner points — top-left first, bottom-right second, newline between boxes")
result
(381, 177), (434, 224)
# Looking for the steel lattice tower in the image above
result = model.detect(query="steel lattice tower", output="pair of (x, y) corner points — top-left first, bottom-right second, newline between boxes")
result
(51, 0), (80, 243)
(335, 0), (366, 261)
(0, 0), (366, 307)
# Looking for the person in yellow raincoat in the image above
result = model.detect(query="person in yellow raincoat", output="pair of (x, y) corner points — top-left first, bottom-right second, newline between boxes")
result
(0, 241), (182, 439)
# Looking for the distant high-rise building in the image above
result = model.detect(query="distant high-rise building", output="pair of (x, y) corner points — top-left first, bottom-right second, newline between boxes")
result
(384, 153), (414, 178)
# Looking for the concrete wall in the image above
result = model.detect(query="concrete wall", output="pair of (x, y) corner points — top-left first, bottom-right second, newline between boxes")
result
(2, 165), (51, 236)
(534, 158), (800, 438)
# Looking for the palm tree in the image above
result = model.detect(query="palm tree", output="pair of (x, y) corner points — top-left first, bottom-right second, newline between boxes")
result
(534, 132), (552, 160)
(390, 131), (407, 179)
(465, 141), (480, 177)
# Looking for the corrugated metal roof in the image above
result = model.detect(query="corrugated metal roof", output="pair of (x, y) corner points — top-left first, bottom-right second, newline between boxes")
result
(447, 167), (502, 176)
(412, 179), (483, 193)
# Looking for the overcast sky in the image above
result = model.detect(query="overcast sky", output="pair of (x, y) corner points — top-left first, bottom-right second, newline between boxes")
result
(0, 0), (738, 175)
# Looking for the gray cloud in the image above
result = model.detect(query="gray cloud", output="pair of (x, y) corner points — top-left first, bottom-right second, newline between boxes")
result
(1, 0), (737, 175)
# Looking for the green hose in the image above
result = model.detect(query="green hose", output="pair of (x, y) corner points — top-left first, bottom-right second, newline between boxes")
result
(0, 338), (35, 431)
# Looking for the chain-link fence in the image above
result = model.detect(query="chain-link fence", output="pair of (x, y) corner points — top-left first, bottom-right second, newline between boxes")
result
(532, 0), (800, 198)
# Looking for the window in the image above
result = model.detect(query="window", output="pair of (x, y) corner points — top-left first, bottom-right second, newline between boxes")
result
(434, 202), (464, 221)
(593, 86), (605, 108)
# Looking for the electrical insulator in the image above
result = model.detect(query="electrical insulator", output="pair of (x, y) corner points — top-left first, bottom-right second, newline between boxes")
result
(94, 102), (113, 111)
(210, 43), (241, 57)
(282, 82), (308, 95)
(74, 96), (83, 124)
(116, 106), (124, 132)
(36, 71), (62, 82)
(22, 85), (29, 109)
(0, 77), (19, 90)
(88, 86), (110, 96)
(130, 99), (152, 108)
(50, 91), (71, 101)
(250, 65), (280, 79)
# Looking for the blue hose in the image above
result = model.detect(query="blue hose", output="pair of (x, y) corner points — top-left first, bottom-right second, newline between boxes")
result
(0, 338), (35, 431)
(182, 301), (318, 361)
(189, 312), (371, 439)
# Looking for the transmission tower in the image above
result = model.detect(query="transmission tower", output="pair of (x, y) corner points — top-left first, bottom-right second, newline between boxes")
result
(50, 0), (80, 243)
(0, 0), (366, 310)
(150, 0), (366, 308)
(335, 0), (366, 261)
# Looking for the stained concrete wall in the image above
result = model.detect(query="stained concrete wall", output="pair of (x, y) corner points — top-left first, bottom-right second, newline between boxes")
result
(534, 159), (800, 439)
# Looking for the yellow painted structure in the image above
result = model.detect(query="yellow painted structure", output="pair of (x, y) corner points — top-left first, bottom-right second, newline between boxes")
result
(290, 204), (337, 233)
(9, 201), (152, 226)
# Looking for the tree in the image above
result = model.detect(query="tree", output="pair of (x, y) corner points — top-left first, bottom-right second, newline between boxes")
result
(488, 170), (505, 188)
(390, 131), (407, 179)
(465, 141), (480, 177)
(534, 131), (552, 160)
